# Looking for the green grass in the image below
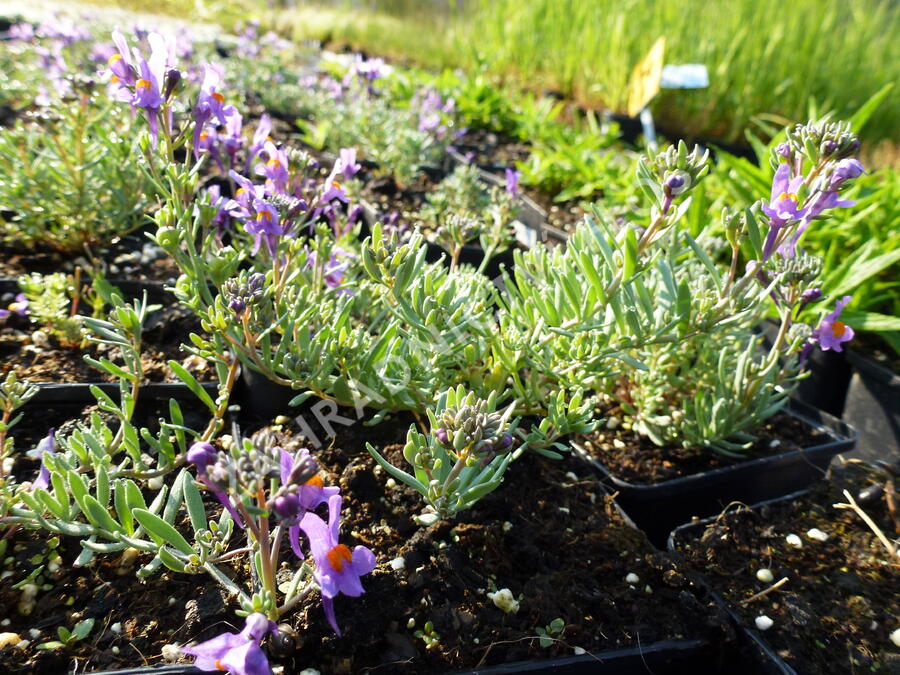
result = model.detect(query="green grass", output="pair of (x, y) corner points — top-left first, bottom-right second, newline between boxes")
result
(266, 0), (900, 148)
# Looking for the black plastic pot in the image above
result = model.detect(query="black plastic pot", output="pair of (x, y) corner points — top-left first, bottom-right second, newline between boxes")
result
(580, 399), (856, 547)
(666, 493), (808, 675)
(87, 639), (709, 675)
(756, 319), (852, 417)
(232, 364), (301, 422)
(842, 350), (900, 462)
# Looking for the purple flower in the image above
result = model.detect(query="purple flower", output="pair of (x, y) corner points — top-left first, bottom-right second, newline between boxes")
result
(299, 494), (376, 635)
(27, 431), (55, 492)
(336, 148), (361, 180)
(277, 448), (338, 559)
(181, 613), (274, 675)
(813, 295), (854, 352)
(8, 23), (35, 41)
(193, 65), (237, 157)
(827, 158), (865, 191)
(307, 247), (354, 295)
(254, 142), (290, 192)
(110, 30), (177, 149)
(761, 164), (809, 259)
(505, 168), (521, 196)
(0, 293), (28, 320)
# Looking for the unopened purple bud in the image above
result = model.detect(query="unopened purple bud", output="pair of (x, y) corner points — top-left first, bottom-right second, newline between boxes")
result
(498, 433), (513, 450)
(271, 493), (302, 520)
(821, 140), (838, 157)
(287, 455), (319, 486)
(163, 68), (182, 100)
(775, 142), (792, 159)
(436, 428), (449, 445)
(228, 297), (246, 314)
(663, 171), (688, 197)
(801, 287), (822, 304)
(187, 441), (217, 470)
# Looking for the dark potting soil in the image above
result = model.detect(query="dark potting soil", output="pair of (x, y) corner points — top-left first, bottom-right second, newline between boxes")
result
(0, 413), (735, 673)
(0, 306), (214, 384)
(579, 408), (830, 485)
(0, 228), (181, 284)
(671, 462), (900, 674)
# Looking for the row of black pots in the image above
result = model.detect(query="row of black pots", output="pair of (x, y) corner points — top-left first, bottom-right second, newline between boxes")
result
(578, 399), (856, 547)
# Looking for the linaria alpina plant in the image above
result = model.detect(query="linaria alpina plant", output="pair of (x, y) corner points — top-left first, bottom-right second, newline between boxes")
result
(606, 126), (865, 453)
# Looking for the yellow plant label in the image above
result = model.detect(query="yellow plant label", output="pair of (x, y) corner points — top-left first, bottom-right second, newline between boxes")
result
(627, 37), (666, 117)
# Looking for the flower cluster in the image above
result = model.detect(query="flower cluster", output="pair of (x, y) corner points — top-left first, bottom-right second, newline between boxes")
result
(186, 438), (375, 637)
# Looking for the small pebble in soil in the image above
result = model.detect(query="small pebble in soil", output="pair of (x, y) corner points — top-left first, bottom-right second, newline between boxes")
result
(502, 521), (513, 532)
(111, 622), (122, 634)
(573, 646), (586, 655)
(299, 669), (321, 675)
(0, 619), (8, 627)
(0, 633), (20, 649)
(389, 557), (406, 571)
(27, 629), (40, 640)
(416, 512), (440, 526)
(162, 643), (181, 662)
(806, 527), (829, 542)
(891, 628), (900, 648)
(407, 618), (415, 629)
(625, 572), (640, 584)
(274, 415), (291, 425)
(755, 615), (774, 631)
(168, 597), (177, 605)
(769, 439), (781, 448)
(756, 568), (775, 583)
(487, 588), (520, 614)
(385, 478), (397, 489)
(148, 476), (164, 490)
(644, 585), (653, 594)
(785, 533), (803, 548)
(112, 646), (120, 655)
(606, 416), (621, 430)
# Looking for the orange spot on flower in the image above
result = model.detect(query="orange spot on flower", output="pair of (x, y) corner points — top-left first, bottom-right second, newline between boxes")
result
(212, 92), (225, 104)
(267, 158), (280, 169)
(214, 659), (227, 671)
(832, 321), (847, 338)
(778, 191), (799, 202)
(326, 544), (352, 572)
(332, 180), (341, 190)
(256, 212), (269, 222)
(136, 78), (151, 90)
(110, 75), (120, 83)
(199, 131), (208, 141)
(108, 53), (122, 66)
(236, 188), (245, 197)
(304, 475), (324, 488)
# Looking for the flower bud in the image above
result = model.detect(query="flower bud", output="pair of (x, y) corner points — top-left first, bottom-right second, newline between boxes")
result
(801, 287), (822, 304)
(163, 68), (182, 101)
(187, 442), (217, 470)
(271, 492), (302, 521)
